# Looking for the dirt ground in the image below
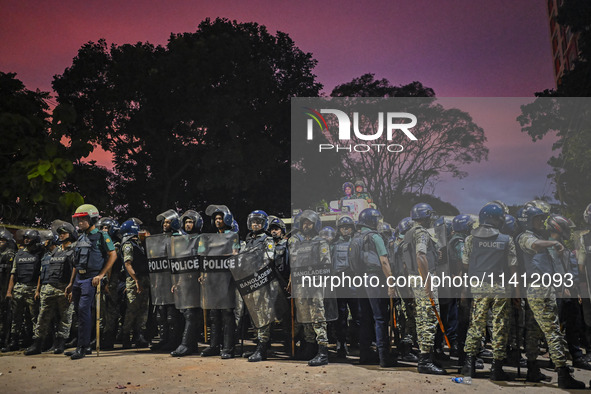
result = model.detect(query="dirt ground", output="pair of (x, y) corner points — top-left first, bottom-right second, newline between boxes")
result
(1, 342), (589, 393)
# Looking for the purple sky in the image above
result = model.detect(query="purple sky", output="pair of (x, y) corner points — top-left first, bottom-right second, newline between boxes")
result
(1, 0), (558, 213)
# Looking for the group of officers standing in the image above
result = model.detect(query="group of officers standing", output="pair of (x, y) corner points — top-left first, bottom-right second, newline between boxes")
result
(1, 199), (591, 389)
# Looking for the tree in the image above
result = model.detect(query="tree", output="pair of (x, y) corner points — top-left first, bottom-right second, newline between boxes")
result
(518, 0), (591, 223)
(324, 74), (487, 220)
(0, 72), (88, 225)
(52, 18), (322, 229)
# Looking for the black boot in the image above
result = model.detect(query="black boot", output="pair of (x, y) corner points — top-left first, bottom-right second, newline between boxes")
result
(336, 341), (348, 358)
(400, 341), (418, 362)
(220, 311), (235, 359)
(201, 320), (220, 357)
(121, 333), (132, 349)
(24, 338), (42, 356)
(434, 346), (450, 361)
(47, 337), (59, 353)
(134, 333), (149, 349)
(461, 354), (476, 377)
(70, 346), (87, 360)
(557, 366), (585, 389)
(53, 338), (65, 355)
(100, 331), (115, 350)
(171, 313), (198, 357)
(418, 352), (448, 375)
(359, 348), (380, 365)
(450, 341), (460, 358)
(526, 360), (549, 382)
(489, 359), (511, 381)
(65, 336), (77, 349)
(308, 344), (329, 366)
(248, 341), (268, 362)
(378, 347), (397, 368)
(1, 336), (19, 352)
(573, 356), (591, 370)
(475, 357), (484, 369)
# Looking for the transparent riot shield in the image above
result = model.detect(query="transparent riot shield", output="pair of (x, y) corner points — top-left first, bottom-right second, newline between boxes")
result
(146, 234), (174, 305)
(170, 234), (201, 309)
(290, 239), (337, 323)
(199, 232), (239, 309)
(231, 245), (289, 328)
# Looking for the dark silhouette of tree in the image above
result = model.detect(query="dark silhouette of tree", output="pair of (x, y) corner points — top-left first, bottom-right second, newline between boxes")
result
(52, 18), (322, 227)
(518, 0), (591, 223)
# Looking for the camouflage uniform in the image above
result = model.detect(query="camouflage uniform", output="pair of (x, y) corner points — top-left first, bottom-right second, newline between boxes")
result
(34, 243), (75, 341)
(0, 248), (15, 342)
(392, 237), (417, 344)
(121, 241), (150, 337)
(407, 223), (439, 354)
(462, 231), (516, 360)
(243, 233), (276, 344)
(289, 235), (330, 346)
(35, 283), (74, 340)
(519, 231), (567, 368)
(9, 247), (42, 340)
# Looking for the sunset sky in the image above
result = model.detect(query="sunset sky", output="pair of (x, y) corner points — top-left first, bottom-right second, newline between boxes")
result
(1, 0), (559, 214)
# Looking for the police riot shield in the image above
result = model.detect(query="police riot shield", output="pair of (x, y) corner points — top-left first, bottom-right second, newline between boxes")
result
(146, 234), (174, 305)
(199, 232), (239, 309)
(170, 234), (201, 309)
(290, 239), (337, 323)
(231, 245), (289, 328)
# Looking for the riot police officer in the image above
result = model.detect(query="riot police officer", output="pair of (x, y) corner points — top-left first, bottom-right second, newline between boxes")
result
(402, 203), (447, 374)
(25, 221), (77, 355)
(170, 210), (204, 357)
(0, 228), (16, 348)
(350, 208), (396, 367)
(120, 218), (150, 349)
(66, 204), (117, 360)
(461, 204), (516, 381)
(518, 206), (584, 389)
(332, 216), (359, 358)
(2, 229), (43, 352)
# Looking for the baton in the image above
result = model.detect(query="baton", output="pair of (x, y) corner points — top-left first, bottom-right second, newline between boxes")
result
(291, 297), (295, 357)
(203, 309), (208, 343)
(96, 282), (101, 357)
(515, 301), (521, 378)
(418, 266), (451, 349)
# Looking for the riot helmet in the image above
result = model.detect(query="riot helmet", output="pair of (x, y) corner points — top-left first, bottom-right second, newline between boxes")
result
(231, 219), (239, 233)
(452, 214), (474, 234)
(358, 208), (382, 230)
(521, 206), (546, 233)
(97, 217), (120, 239)
(247, 210), (269, 232)
(397, 217), (414, 236)
(268, 216), (286, 234)
(319, 226), (336, 242)
(410, 203), (435, 222)
(433, 216), (452, 238)
(22, 229), (41, 245)
(479, 203), (505, 229)
(546, 213), (576, 240)
(299, 209), (322, 235)
(156, 209), (181, 232)
(181, 210), (203, 234)
(378, 222), (393, 238)
(205, 205), (234, 229)
(486, 200), (509, 215)
(524, 199), (551, 214)
(51, 220), (77, 243)
(500, 214), (517, 236)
